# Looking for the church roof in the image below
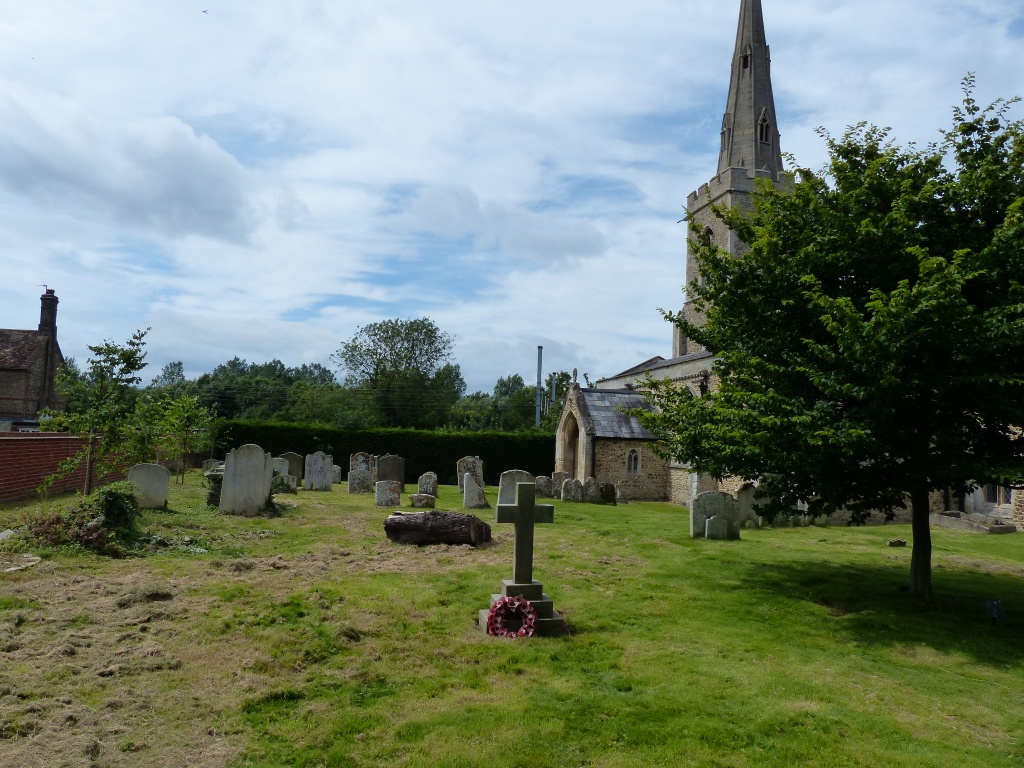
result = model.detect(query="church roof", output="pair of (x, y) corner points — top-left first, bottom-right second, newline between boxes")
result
(575, 388), (658, 441)
(0, 330), (46, 371)
(597, 350), (714, 385)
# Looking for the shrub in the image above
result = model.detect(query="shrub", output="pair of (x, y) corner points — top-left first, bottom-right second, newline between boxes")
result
(26, 481), (139, 556)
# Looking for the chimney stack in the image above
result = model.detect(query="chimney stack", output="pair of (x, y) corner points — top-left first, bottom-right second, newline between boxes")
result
(39, 289), (58, 335)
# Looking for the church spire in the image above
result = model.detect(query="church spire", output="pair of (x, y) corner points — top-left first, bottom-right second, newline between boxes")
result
(717, 0), (784, 180)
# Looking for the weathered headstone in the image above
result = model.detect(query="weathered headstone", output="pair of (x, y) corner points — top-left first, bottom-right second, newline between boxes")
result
(690, 491), (740, 540)
(418, 472), (438, 497)
(615, 482), (629, 504)
(735, 484), (762, 529)
(561, 478), (583, 503)
(478, 482), (567, 637)
(350, 452), (372, 472)
(272, 457), (290, 476)
(550, 472), (569, 500)
(498, 470), (535, 505)
(457, 456), (485, 492)
(705, 516), (731, 540)
(376, 480), (403, 507)
(582, 477), (601, 504)
(220, 444), (273, 516)
(332, 465), (343, 484)
(347, 469), (374, 494)
(281, 452), (304, 481)
(535, 476), (553, 498)
(598, 482), (617, 506)
(378, 454), (406, 491)
(304, 451), (334, 491)
(126, 463), (171, 509)
(408, 494), (436, 509)
(463, 472), (490, 510)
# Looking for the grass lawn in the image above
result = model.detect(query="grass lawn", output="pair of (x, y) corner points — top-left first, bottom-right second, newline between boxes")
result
(1, 471), (1022, 767)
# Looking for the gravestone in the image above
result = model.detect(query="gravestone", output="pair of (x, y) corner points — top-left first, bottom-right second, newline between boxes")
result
(705, 516), (731, 540)
(498, 470), (535, 505)
(735, 484), (762, 528)
(457, 456), (485, 492)
(350, 452), (372, 472)
(463, 473), (490, 510)
(376, 480), (403, 508)
(333, 465), (343, 484)
(418, 472), (439, 498)
(281, 452), (304, 481)
(347, 469), (374, 494)
(304, 451), (333, 491)
(272, 457), (290, 476)
(478, 482), (567, 637)
(598, 482), (617, 506)
(690, 491), (740, 540)
(201, 458), (223, 473)
(561, 478), (583, 503)
(615, 482), (629, 504)
(550, 472), (569, 500)
(408, 494), (436, 509)
(378, 454), (406, 491)
(126, 463), (171, 509)
(582, 477), (601, 504)
(535, 476), (553, 498)
(220, 444), (273, 516)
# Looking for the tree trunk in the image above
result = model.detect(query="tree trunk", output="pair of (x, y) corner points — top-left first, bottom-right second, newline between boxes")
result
(909, 487), (932, 597)
(384, 511), (492, 546)
(83, 432), (95, 496)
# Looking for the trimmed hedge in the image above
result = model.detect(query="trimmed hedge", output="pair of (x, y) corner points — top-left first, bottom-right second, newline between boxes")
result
(213, 421), (555, 486)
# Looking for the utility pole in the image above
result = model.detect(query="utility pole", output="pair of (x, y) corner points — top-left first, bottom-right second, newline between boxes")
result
(535, 346), (543, 428)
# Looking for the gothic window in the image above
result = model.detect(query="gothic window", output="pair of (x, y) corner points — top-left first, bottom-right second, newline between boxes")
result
(984, 484), (1013, 505)
(627, 449), (640, 476)
(758, 111), (772, 144)
(741, 48), (750, 70)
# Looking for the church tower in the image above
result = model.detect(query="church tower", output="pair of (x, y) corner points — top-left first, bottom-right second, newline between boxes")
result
(673, 0), (786, 357)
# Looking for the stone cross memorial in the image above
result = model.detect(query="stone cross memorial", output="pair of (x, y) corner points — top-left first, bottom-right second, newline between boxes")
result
(478, 482), (567, 636)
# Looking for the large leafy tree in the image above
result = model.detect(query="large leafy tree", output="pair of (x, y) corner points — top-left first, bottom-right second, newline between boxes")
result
(640, 80), (1024, 597)
(332, 317), (466, 428)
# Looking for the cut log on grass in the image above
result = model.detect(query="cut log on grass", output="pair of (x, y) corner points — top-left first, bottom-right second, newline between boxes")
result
(384, 511), (492, 546)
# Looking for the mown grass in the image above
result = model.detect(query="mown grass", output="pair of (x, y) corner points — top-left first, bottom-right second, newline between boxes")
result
(1, 471), (1022, 767)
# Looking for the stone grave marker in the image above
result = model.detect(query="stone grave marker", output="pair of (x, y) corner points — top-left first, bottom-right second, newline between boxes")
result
(705, 516), (731, 540)
(463, 472), (490, 510)
(304, 452), (333, 491)
(598, 482), (617, 506)
(126, 463), (171, 509)
(272, 458), (290, 476)
(615, 482), (629, 504)
(457, 456), (484, 492)
(550, 472), (569, 500)
(350, 452), (371, 472)
(378, 454), (406, 491)
(735, 484), (762, 528)
(376, 480), (402, 507)
(561, 478), (583, 503)
(478, 482), (567, 637)
(409, 494), (436, 509)
(582, 477), (601, 504)
(535, 476), (553, 498)
(348, 469), (374, 493)
(332, 465), (343, 484)
(281, 452), (304, 481)
(498, 470), (535, 505)
(220, 444), (273, 516)
(201, 458), (223, 473)
(418, 472), (438, 498)
(690, 491), (740, 540)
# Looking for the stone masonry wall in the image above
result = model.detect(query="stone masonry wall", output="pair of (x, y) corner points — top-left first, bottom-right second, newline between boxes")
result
(593, 439), (668, 501)
(669, 466), (689, 505)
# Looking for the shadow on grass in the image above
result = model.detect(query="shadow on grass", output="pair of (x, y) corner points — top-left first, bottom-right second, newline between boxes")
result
(738, 559), (1024, 667)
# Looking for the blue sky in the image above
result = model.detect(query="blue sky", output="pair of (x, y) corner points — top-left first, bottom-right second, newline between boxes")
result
(0, 0), (1020, 393)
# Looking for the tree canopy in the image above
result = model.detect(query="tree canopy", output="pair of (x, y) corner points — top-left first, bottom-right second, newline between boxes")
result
(639, 80), (1024, 596)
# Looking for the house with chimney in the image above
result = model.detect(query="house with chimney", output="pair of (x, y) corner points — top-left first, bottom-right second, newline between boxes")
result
(0, 290), (65, 431)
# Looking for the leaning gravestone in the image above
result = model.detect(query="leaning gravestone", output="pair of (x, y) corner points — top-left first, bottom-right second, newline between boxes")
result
(304, 451), (334, 491)
(418, 472), (439, 497)
(690, 491), (740, 540)
(561, 478), (583, 503)
(478, 482), (567, 637)
(378, 454), (406, 491)
(582, 477), (601, 504)
(550, 472), (569, 500)
(535, 476), (553, 498)
(457, 456), (485, 492)
(376, 480), (403, 508)
(498, 470), (535, 505)
(281, 452), (304, 481)
(463, 473), (490, 510)
(127, 463), (171, 509)
(220, 444), (273, 516)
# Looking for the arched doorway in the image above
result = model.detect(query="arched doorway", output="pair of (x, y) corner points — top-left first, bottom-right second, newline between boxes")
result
(558, 410), (580, 479)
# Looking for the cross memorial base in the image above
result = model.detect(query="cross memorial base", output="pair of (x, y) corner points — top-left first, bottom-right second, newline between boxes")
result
(478, 579), (568, 637)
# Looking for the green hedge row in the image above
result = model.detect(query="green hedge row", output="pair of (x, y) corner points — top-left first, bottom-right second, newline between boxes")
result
(212, 421), (556, 486)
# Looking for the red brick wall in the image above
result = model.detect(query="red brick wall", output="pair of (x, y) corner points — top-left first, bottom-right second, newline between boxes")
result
(0, 433), (105, 503)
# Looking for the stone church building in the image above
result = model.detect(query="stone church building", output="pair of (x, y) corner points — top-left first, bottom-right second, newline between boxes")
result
(554, 0), (1022, 525)
(556, 0), (784, 505)
(0, 289), (65, 430)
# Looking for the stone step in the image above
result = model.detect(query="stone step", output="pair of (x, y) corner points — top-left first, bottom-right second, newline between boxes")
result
(491, 594), (553, 619)
(478, 608), (569, 637)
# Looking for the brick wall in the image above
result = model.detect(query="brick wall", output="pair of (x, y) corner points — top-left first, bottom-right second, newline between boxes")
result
(0, 433), (101, 503)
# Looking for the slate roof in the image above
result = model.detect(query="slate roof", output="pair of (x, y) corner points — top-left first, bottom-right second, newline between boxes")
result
(599, 350), (714, 383)
(0, 330), (44, 370)
(576, 388), (658, 440)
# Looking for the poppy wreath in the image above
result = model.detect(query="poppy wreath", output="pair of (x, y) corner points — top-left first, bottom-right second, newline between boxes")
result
(486, 595), (538, 638)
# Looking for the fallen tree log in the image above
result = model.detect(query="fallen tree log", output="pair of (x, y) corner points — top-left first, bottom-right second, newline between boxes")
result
(384, 511), (492, 546)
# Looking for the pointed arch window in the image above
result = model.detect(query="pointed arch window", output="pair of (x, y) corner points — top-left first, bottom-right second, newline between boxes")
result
(757, 110), (772, 145)
(740, 45), (751, 71)
(627, 449), (640, 476)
